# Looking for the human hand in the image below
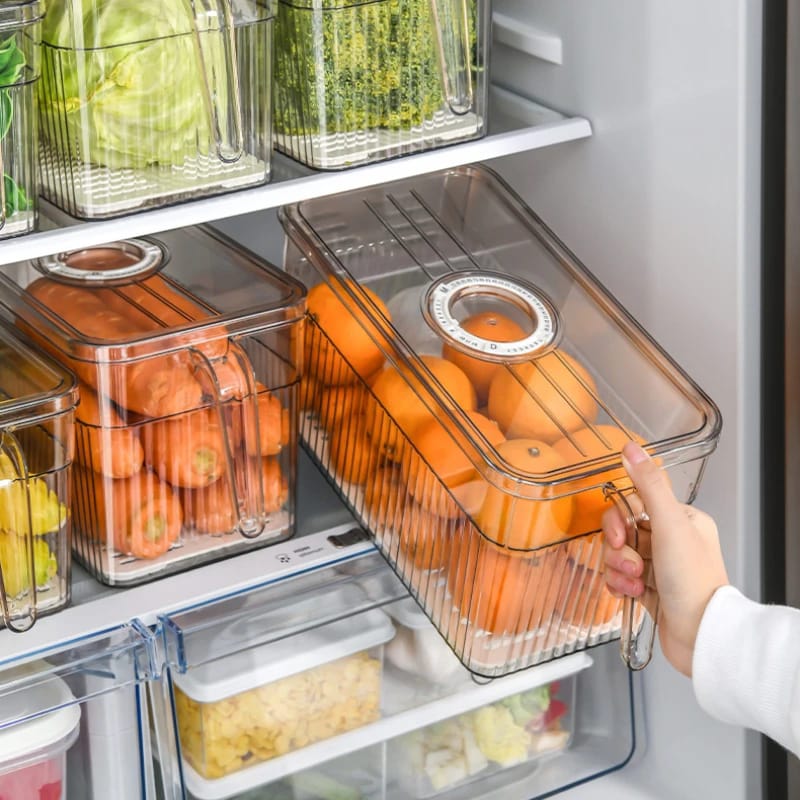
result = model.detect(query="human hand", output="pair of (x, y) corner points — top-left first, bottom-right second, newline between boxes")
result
(602, 441), (729, 676)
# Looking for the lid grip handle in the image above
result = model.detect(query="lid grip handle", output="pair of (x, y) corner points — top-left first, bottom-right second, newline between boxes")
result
(603, 483), (658, 671)
(429, 0), (474, 116)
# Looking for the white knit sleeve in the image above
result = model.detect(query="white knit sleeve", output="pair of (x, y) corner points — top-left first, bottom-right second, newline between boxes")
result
(692, 584), (800, 757)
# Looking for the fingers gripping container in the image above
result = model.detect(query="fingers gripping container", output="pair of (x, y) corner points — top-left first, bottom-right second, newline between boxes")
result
(273, 0), (489, 170)
(280, 164), (722, 677)
(37, 0), (275, 219)
(0, 320), (76, 632)
(0, 0), (43, 239)
(0, 226), (305, 586)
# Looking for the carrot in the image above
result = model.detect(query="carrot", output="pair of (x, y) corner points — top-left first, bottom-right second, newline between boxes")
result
(22, 279), (204, 418)
(181, 457), (288, 534)
(235, 386), (290, 457)
(75, 384), (144, 478)
(143, 407), (230, 488)
(75, 466), (182, 559)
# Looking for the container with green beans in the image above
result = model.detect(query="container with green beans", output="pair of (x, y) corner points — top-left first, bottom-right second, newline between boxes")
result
(274, 0), (488, 170)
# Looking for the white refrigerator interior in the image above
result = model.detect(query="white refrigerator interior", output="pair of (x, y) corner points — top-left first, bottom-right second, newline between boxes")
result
(0, 1), (765, 800)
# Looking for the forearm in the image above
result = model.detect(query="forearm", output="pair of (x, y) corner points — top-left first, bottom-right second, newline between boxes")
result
(692, 585), (800, 757)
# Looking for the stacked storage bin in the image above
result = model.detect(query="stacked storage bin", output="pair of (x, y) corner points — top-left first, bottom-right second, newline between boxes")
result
(0, 226), (305, 585)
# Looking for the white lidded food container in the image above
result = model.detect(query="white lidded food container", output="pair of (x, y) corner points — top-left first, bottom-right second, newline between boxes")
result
(0, 670), (81, 800)
(165, 581), (396, 799)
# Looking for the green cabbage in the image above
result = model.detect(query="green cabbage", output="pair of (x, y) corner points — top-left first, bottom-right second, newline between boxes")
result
(39, 0), (231, 170)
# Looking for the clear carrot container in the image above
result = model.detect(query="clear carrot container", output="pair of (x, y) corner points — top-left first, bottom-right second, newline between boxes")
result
(280, 164), (722, 677)
(0, 226), (305, 586)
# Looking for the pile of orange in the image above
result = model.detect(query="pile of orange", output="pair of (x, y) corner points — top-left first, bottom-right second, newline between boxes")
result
(305, 288), (637, 638)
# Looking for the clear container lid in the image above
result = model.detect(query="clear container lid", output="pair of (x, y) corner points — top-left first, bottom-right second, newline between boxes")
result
(0, 0), (43, 33)
(279, 165), (722, 497)
(0, 320), (76, 426)
(0, 226), (306, 365)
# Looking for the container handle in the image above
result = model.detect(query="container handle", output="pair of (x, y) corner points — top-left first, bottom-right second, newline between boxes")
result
(189, 345), (268, 539)
(189, 0), (245, 163)
(429, 0), (474, 115)
(0, 139), (6, 232)
(603, 483), (658, 670)
(0, 431), (37, 632)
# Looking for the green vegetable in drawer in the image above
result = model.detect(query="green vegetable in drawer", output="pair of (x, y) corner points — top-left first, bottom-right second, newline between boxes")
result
(274, 0), (477, 136)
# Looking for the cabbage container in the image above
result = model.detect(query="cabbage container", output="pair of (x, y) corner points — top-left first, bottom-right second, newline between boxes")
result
(38, 0), (275, 219)
(0, 226), (305, 587)
(0, 320), (76, 632)
(0, 0), (42, 239)
(273, 0), (488, 169)
(280, 165), (722, 677)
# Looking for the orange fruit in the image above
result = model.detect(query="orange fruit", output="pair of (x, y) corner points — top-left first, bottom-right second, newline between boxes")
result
(366, 355), (477, 461)
(328, 415), (381, 485)
(442, 311), (529, 404)
(306, 281), (390, 385)
(447, 531), (567, 635)
(552, 425), (646, 537)
(487, 350), (598, 443)
(556, 562), (622, 629)
(299, 372), (321, 413)
(362, 466), (454, 572)
(364, 466), (406, 529)
(401, 411), (505, 518)
(317, 384), (368, 431)
(475, 439), (574, 552)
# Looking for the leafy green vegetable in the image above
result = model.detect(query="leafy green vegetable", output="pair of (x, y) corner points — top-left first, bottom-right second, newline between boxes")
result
(0, 34), (31, 220)
(500, 685), (551, 726)
(274, 0), (478, 136)
(39, 0), (233, 170)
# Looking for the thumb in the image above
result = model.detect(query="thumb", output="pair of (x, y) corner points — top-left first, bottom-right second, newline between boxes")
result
(621, 441), (685, 529)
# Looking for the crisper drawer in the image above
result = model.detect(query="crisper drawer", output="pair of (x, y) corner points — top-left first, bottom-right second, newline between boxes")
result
(159, 553), (635, 800)
(0, 226), (306, 587)
(0, 622), (166, 800)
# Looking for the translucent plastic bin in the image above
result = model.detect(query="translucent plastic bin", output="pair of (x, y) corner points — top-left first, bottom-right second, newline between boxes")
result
(0, 320), (76, 631)
(0, 622), (164, 799)
(0, 0), (42, 239)
(38, 0), (275, 219)
(162, 575), (396, 798)
(273, 0), (488, 169)
(0, 226), (305, 586)
(279, 164), (722, 677)
(391, 676), (575, 798)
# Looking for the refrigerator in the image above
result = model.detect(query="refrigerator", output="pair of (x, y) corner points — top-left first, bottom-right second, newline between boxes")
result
(0, 1), (790, 799)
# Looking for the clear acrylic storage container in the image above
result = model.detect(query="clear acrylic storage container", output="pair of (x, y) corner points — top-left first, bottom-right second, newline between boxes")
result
(0, 622), (166, 799)
(280, 164), (722, 677)
(162, 572), (396, 799)
(38, 0), (275, 219)
(273, 0), (489, 169)
(0, 0), (42, 239)
(0, 319), (76, 632)
(0, 226), (305, 586)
